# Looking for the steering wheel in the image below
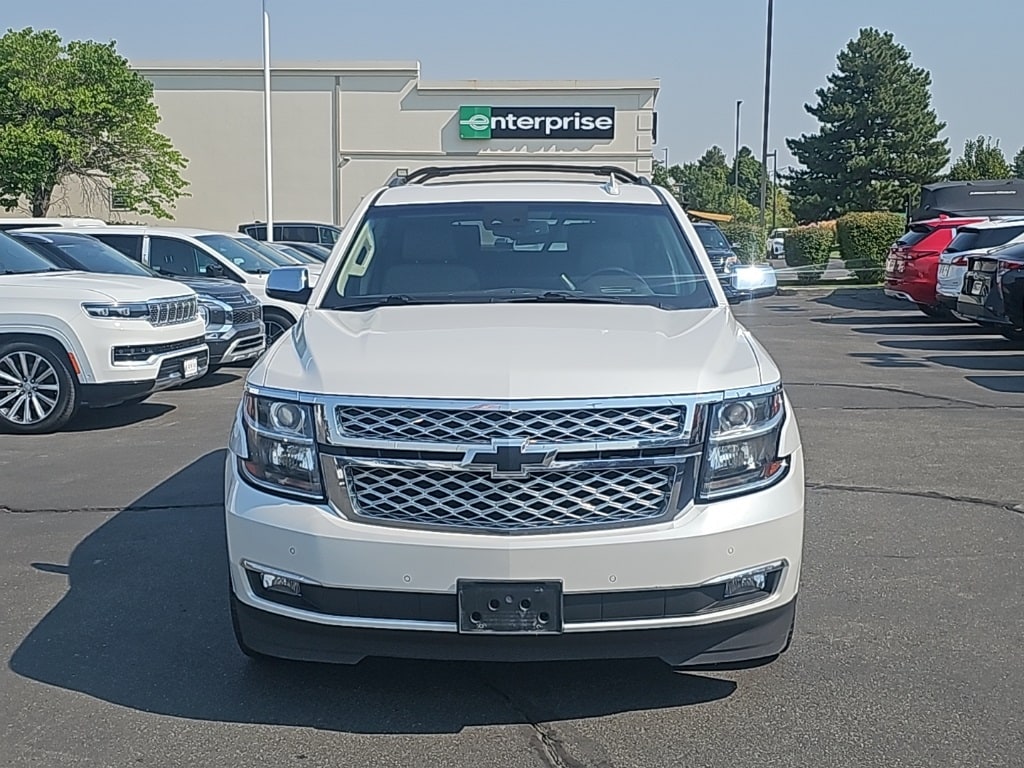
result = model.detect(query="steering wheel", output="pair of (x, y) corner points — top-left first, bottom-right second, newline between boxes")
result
(575, 267), (654, 295)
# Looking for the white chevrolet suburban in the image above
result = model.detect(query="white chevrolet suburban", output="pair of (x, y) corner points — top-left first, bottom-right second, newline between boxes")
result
(0, 232), (208, 434)
(225, 164), (805, 669)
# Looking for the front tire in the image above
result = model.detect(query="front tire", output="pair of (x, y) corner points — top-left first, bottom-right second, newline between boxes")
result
(0, 340), (78, 434)
(263, 310), (295, 346)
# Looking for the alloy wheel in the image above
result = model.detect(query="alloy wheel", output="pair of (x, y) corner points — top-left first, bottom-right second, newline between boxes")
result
(0, 351), (62, 426)
(265, 318), (288, 345)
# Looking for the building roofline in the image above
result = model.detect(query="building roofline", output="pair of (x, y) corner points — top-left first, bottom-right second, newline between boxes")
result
(131, 61), (659, 91)
(132, 60), (421, 75)
(417, 78), (660, 92)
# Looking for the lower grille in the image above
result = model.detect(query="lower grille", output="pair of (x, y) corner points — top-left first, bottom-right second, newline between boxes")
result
(113, 336), (205, 363)
(343, 464), (677, 533)
(232, 306), (263, 326)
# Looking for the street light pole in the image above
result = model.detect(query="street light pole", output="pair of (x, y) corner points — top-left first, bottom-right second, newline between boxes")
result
(262, 0), (275, 242)
(758, 0), (775, 234)
(662, 147), (669, 168)
(766, 150), (778, 230)
(734, 100), (742, 197)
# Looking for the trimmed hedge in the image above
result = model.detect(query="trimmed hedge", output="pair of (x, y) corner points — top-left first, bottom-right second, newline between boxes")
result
(719, 222), (765, 264)
(836, 212), (906, 284)
(783, 226), (835, 284)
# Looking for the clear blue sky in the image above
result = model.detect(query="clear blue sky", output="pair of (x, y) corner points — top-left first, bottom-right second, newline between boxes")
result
(6, 0), (1022, 171)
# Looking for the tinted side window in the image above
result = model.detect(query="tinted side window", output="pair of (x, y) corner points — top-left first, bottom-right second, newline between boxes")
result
(92, 234), (144, 261)
(149, 237), (220, 277)
(319, 227), (339, 244)
(277, 225), (318, 242)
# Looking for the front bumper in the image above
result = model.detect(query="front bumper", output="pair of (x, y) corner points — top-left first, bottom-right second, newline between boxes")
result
(79, 346), (210, 406)
(225, 447), (805, 666)
(208, 326), (266, 366)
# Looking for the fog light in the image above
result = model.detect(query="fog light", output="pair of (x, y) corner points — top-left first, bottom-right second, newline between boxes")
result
(261, 573), (302, 596)
(724, 571), (767, 598)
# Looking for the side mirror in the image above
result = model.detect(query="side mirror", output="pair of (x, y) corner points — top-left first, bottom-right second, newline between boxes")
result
(206, 262), (226, 278)
(266, 266), (312, 304)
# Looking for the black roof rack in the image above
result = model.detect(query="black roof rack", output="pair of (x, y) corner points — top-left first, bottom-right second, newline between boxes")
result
(389, 164), (649, 187)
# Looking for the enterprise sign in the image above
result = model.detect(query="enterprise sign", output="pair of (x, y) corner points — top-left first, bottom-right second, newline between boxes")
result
(459, 106), (615, 140)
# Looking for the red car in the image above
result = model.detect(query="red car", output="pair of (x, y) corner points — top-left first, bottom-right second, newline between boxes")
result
(884, 215), (987, 317)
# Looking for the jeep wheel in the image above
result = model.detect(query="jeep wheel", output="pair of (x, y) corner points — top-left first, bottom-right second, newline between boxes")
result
(0, 341), (78, 434)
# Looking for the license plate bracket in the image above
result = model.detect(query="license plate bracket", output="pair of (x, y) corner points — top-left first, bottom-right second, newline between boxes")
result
(457, 580), (563, 634)
(183, 357), (199, 378)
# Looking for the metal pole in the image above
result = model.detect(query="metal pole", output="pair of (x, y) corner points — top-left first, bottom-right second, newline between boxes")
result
(758, 0), (774, 234)
(734, 100), (742, 197)
(771, 151), (778, 230)
(262, 0), (275, 242)
(663, 147), (669, 168)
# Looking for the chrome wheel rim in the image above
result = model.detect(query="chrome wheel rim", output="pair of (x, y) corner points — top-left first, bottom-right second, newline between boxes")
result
(265, 319), (288, 345)
(0, 351), (61, 425)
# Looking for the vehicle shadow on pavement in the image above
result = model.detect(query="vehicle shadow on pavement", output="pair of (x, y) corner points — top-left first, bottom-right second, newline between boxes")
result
(9, 451), (736, 733)
(178, 371), (243, 390)
(63, 401), (176, 432)
(809, 288), (906, 312)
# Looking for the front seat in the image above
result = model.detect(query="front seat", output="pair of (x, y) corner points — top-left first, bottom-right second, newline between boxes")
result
(379, 219), (480, 295)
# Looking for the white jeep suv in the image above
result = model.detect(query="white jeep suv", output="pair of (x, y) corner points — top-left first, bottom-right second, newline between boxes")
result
(225, 165), (805, 668)
(0, 232), (208, 434)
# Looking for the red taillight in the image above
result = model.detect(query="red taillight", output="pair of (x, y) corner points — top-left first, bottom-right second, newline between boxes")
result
(951, 255), (969, 266)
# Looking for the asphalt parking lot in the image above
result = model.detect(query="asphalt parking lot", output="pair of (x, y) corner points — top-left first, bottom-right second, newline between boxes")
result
(2, 287), (1023, 768)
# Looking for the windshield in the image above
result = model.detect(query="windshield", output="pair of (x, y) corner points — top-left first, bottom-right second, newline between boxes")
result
(0, 233), (67, 275)
(320, 202), (716, 311)
(20, 235), (154, 277)
(195, 234), (279, 273)
(233, 235), (301, 266)
(275, 245), (319, 264)
(695, 225), (731, 250)
(896, 229), (930, 248)
(946, 225), (1024, 253)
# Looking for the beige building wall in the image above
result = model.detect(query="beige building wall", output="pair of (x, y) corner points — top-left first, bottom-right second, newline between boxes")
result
(1, 62), (659, 230)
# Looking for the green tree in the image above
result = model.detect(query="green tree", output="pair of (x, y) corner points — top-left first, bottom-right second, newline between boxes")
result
(947, 136), (1013, 180)
(1013, 146), (1024, 179)
(785, 28), (948, 222)
(0, 27), (188, 218)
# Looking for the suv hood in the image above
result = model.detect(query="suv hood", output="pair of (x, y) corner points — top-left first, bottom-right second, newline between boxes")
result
(172, 275), (251, 300)
(250, 304), (777, 399)
(0, 271), (194, 302)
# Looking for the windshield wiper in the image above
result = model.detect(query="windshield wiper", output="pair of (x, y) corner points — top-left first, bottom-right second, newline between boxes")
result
(499, 291), (627, 304)
(333, 294), (432, 311)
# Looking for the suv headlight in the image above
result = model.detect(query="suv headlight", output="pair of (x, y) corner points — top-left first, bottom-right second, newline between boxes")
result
(723, 255), (740, 273)
(232, 392), (323, 499)
(82, 302), (150, 319)
(197, 296), (228, 327)
(699, 388), (788, 501)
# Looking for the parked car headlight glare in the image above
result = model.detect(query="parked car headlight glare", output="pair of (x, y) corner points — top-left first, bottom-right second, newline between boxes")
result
(701, 389), (787, 500)
(236, 392), (322, 499)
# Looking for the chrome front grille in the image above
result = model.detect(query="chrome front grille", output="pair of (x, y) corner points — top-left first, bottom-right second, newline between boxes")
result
(335, 404), (686, 444)
(232, 306), (262, 326)
(342, 464), (677, 533)
(148, 296), (198, 326)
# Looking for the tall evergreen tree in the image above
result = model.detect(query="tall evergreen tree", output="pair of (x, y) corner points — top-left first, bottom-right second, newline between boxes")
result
(786, 28), (948, 222)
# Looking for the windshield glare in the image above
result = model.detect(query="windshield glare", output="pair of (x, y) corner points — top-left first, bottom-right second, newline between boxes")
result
(0, 233), (67, 274)
(196, 234), (278, 273)
(235, 236), (300, 266)
(320, 202), (716, 311)
(36, 236), (154, 277)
